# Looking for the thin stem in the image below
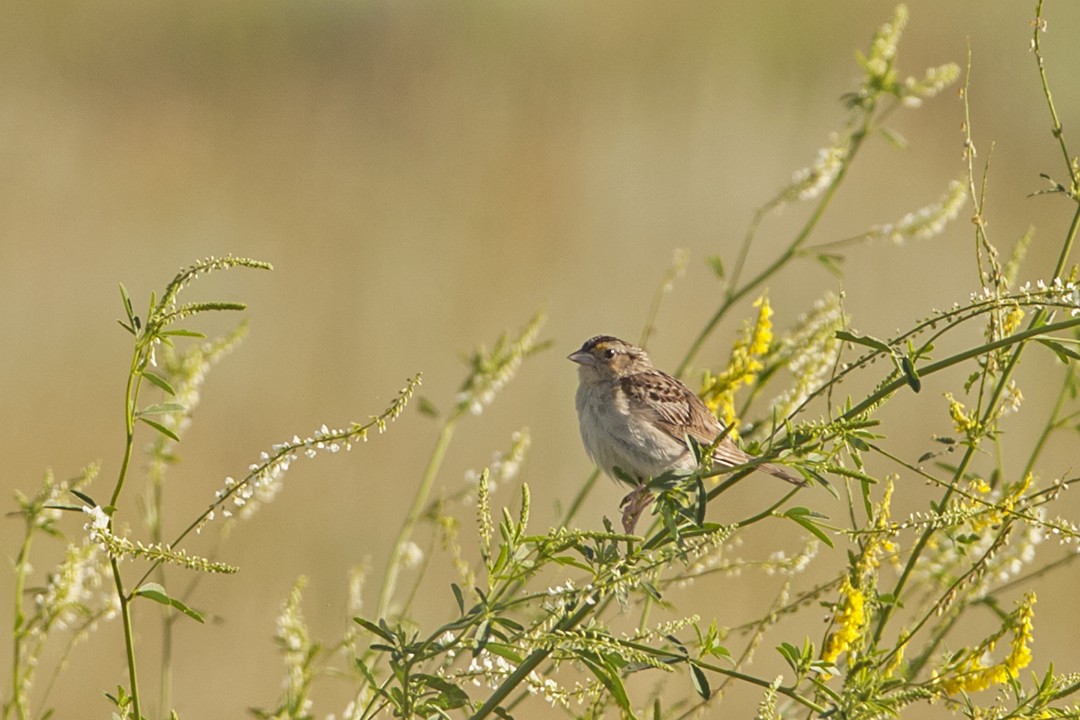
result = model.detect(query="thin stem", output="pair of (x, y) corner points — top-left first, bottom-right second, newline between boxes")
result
(111, 559), (140, 720)
(469, 600), (595, 720)
(843, 315), (1080, 422)
(557, 468), (600, 528)
(1033, 0), (1078, 192)
(1022, 363), (1075, 479)
(676, 105), (883, 379)
(110, 359), (141, 509)
(8, 526), (34, 720)
(377, 414), (461, 619)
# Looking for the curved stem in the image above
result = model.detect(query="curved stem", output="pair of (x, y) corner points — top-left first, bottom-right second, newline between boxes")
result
(676, 107), (881, 379)
(377, 414), (460, 619)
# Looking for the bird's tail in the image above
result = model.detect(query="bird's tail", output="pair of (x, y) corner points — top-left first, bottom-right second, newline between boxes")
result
(759, 461), (805, 486)
(712, 442), (805, 486)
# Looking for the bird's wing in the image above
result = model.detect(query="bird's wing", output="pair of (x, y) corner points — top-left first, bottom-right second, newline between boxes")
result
(620, 370), (724, 446)
(620, 369), (762, 470)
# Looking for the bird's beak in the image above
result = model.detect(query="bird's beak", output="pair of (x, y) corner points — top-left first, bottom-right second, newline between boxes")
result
(567, 349), (594, 366)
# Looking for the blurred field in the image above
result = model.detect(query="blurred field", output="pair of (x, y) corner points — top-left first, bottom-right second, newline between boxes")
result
(3, 2), (1080, 717)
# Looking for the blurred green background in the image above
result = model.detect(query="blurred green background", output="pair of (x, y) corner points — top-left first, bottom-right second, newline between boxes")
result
(3, 2), (1080, 717)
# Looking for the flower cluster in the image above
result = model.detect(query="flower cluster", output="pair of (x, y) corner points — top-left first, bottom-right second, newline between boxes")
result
(859, 4), (907, 83)
(902, 63), (961, 105)
(933, 593), (1036, 695)
(460, 649), (571, 708)
(700, 296), (774, 441)
(783, 135), (846, 203)
(822, 481), (897, 669)
(275, 577), (314, 716)
(83, 506), (238, 574)
(769, 292), (846, 420)
(456, 309), (546, 416)
(202, 374), (421, 529)
(463, 428), (531, 498)
(869, 180), (967, 244)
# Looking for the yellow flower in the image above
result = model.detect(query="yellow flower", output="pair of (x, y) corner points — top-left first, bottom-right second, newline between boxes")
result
(748, 296), (774, 356)
(935, 593), (1036, 695)
(1002, 305), (1025, 335)
(822, 577), (866, 665)
(698, 296), (774, 443)
(945, 392), (982, 437)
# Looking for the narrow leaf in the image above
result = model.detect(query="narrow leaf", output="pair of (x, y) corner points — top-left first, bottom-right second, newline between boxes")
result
(900, 356), (922, 393)
(836, 330), (891, 353)
(580, 655), (634, 717)
(139, 417), (180, 442)
(451, 583), (465, 615)
(142, 371), (176, 396)
(70, 489), (98, 508)
(706, 254), (724, 280)
(1037, 338), (1080, 363)
(119, 282), (134, 320)
(138, 403), (186, 416)
(783, 508), (835, 548)
(353, 617), (395, 642)
(135, 583), (205, 623)
(160, 328), (207, 338)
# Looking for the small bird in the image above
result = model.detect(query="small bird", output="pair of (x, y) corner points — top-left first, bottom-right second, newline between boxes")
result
(569, 335), (801, 532)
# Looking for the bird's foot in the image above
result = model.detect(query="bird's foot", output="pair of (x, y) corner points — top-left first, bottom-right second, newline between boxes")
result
(620, 486), (654, 534)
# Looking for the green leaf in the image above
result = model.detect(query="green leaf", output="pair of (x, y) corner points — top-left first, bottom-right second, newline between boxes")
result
(1037, 337), (1080, 364)
(142, 371), (176, 396)
(451, 583), (465, 614)
(354, 617), (395, 642)
(139, 417), (180, 442)
(879, 126), (908, 149)
(900, 356), (922, 393)
(160, 328), (207, 338)
(782, 507), (835, 548)
(641, 581), (662, 601)
(418, 397), (440, 418)
(135, 583), (204, 623)
(694, 477), (707, 527)
(706, 254), (725, 280)
(492, 616), (524, 632)
(70, 489), (98, 508)
(484, 643), (525, 665)
(138, 403), (186, 416)
(836, 330), (890, 353)
(417, 674), (470, 710)
(815, 253), (845, 276)
(43, 502), (85, 513)
(580, 655), (634, 718)
(776, 642), (801, 672)
(689, 663), (711, 700)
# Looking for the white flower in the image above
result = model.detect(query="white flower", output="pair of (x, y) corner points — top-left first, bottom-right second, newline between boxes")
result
(82, 505), (110, 531)
(400, 541), (424, 569)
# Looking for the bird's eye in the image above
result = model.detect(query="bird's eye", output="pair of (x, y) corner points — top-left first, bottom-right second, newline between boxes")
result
(602, 348), (616, 359)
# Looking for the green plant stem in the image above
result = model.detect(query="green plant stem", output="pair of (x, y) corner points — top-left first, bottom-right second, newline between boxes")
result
(1022, 363), (1075, 479)
(1034, 0), (1078, 193)
(844, 315), (1080, 422)
(377, 414), (460, 620)
(872, 246), (1080, 645)
(8, 527), (33, 720)
(558, 468), (600, 528)
(111, 558), (140, 720)
(469, 600), (594, 720)
(110, 366), (140, 509)
(676, 106), (880, 379)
